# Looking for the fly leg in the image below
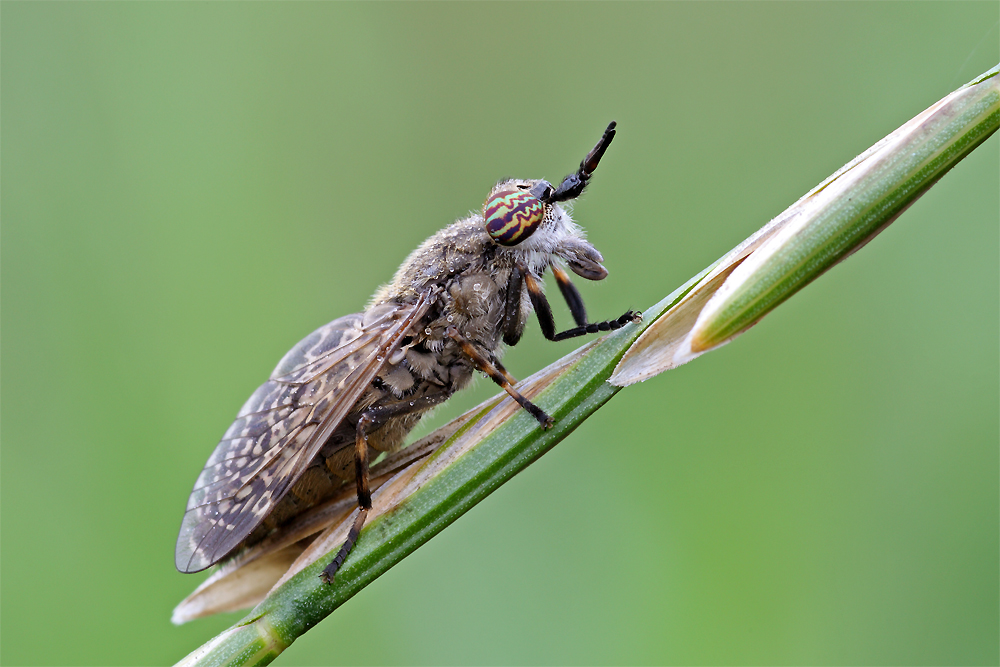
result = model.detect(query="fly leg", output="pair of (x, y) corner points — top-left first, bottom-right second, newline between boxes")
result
(320, 392), (450, 583)
(517, 263), (641, 342)
(503, 263), (596, 346)
(447, 326), (554, 429)
(550, 263), (588, 327)
(502, 264), (525, 347)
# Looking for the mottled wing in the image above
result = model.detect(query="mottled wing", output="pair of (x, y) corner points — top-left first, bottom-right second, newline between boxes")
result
(175, 295), (429, 573)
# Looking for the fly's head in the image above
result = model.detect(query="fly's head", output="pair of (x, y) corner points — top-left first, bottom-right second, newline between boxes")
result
(482, 179), (550, 247)
(482, 121), (617, 281)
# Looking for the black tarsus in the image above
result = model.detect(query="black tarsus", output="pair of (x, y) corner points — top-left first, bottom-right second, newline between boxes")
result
(320, 508), (368, 584)
(549, 310), (640, 342)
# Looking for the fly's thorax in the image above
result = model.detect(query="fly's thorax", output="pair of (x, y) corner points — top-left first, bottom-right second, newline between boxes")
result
(368, 218), (511, 345)
(361, 222), (511, 401)
(370, 218), (495, 304)
(405, 265), (509, 379)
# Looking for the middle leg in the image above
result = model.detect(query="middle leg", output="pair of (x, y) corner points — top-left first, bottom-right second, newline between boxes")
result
(446, 326), (553, 429)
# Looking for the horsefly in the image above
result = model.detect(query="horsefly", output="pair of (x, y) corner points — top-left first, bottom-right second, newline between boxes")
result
(175, 122), (639, 583)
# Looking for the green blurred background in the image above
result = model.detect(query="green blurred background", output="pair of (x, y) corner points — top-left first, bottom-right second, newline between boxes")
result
(2, 3), (997, 665)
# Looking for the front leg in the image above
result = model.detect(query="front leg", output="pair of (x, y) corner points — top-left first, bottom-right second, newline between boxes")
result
(550, 263), (588, 327)
(517, 263), (640, 342)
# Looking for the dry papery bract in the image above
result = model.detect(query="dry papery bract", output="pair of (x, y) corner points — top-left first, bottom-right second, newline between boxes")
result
(612, 75), (993, 385)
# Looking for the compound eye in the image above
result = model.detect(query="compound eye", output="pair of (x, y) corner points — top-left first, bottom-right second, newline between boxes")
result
(483, 187), (545, 246)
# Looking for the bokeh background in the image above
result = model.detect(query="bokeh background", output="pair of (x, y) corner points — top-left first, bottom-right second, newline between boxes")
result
(2, 3), (997, 665)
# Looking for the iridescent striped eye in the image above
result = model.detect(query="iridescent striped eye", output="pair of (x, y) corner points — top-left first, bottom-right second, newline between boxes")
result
(483, 188), (545, 246)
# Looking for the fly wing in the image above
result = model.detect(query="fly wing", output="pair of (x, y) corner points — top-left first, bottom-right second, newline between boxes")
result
(175, 294), (430, 573)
